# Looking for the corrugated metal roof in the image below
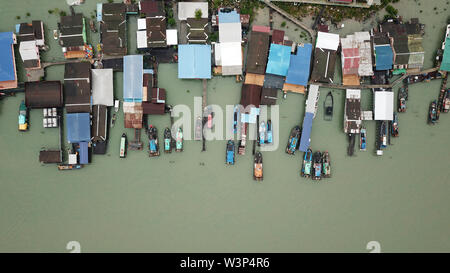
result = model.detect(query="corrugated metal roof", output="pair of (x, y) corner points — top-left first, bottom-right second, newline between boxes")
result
(374, 91), (394, 121)
(246, 31), (270, 74)
(316, 31), (339, 51)
(218, 10), (240, 24)
(66, 113), (91, 143)
(285, 44), (312, 86)
(178, 44), (211, 79)
(375, 45), (394, 70)
(272, 29), (285, 45)
(92, 69), (114, 106)
(219, 22), (242, 43)
(340, 32), (373, 76)
(178, 2), (208, 21)
(123, 55), (143, 102)
(265, 43), (291, 76)
(0, 32), (16, 82)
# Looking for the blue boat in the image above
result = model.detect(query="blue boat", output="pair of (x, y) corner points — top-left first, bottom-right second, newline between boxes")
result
(286, 126), (301, 155)
(360, 127), (367, 151)
(259, 121), (265, 145)
(226, 140), (235, 165)
(266, 120), (273, 144)
(148, 125), (160, 157)
(233, 105), (239, 134)
(301, 148), (313, 178)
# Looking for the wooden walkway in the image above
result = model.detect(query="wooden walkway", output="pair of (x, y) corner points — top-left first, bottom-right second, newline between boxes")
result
(262, 0), (316, 44)
(311, 67), (441, 90)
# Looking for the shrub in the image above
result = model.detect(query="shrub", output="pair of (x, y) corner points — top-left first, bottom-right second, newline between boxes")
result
(195, 9), (202, 19)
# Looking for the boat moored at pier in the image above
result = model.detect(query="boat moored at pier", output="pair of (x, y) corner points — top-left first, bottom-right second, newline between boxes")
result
(253, 152), (263, 181)
(286, 126), (301, 155)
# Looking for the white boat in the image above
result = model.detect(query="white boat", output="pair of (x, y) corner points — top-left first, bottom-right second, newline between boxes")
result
(114, 100), (120, 112)
(53, 30), (58, 40)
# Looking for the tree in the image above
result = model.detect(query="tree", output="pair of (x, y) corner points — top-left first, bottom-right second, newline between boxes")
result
(195, 9), (202, 19)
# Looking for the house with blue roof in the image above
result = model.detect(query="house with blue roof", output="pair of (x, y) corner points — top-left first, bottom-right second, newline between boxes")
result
(284, 44), (312, 93)
(0, 32), (18, 90)
(123, 55), (143, 102)
(374, 45), (393, 71)
(178, 44), (211, 79)
(66, 113), (91, 143)
(265, 44), (291, 77)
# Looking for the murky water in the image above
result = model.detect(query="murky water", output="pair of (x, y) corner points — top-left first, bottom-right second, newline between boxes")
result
(0, 0), (449, 252)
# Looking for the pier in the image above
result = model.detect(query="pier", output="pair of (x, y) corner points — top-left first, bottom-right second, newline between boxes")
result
(309, 67), (442, 90)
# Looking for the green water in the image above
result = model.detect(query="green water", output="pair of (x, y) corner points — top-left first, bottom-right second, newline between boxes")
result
(0, 0), (449, 252)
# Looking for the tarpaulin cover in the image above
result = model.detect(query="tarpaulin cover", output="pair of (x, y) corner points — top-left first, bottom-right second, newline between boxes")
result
(123, 55), (143, 102)
(285, 44), (312, 86)
(0, 32), (15, 82)
(265, 44), (291, 76)
(66, 113), (91, 143)
(299, 112), (314, 152)
(79, 141), (89, 164)
(218, 10), (240, 24)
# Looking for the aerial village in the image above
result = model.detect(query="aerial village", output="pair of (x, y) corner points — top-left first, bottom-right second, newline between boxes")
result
(0, 0), (449, 181)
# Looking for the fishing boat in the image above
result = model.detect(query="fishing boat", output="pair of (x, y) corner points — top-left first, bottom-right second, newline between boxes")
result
(301, 148), (313, 178)
(206, 106), (213, 129)
(322, 151), (331, 178)
(114, 99), (120, 112)
(53, 29), (58, 40)
(18, 100), (28, 131)
(391, 112), (399, 137)
(266, 120), (273, 144)
(119, 133), (127, 158)
(148, 125), (160, 157)
(286, 126), (301, 155)
(360, 127), (367, 151)
(89, 20), (97, 33)
(444, 89), (450, 113)
(175, 127), (183, 152)
(347, 133), (356, 156)
(398, 87), (407, 112)
(111, 113), (116, 128)
(194, 116), (202, 141)
(380, 121), (388, 148)
(163, 127), (172, 153)
(233, 105), (240, 134)
(428, 100), (438, 124)
(253, 152), (263, 181)
(259, 121), (266, 145)
(312, 151), (322, 181)
(324, 91), (333, 121)
(226, 140), (235, 165)
(57, 164), (83, 170)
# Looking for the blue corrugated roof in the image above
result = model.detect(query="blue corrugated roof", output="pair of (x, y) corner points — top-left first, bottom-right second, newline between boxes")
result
(178, 44), (211, 79)
(0, 32), (16, 82)
(265, 44), (291, 77)
(79, 142), (89, 164)
(374, 45), (393, 71)
(299, 112), (314, 152)
(123, 55), (143, 102)
(219, 10), (240, 24)
(66, 113), (91, 143)
(285, 44), (312, 86)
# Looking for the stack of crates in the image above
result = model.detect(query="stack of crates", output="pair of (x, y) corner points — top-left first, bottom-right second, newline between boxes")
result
(43, 108), (59, 128)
